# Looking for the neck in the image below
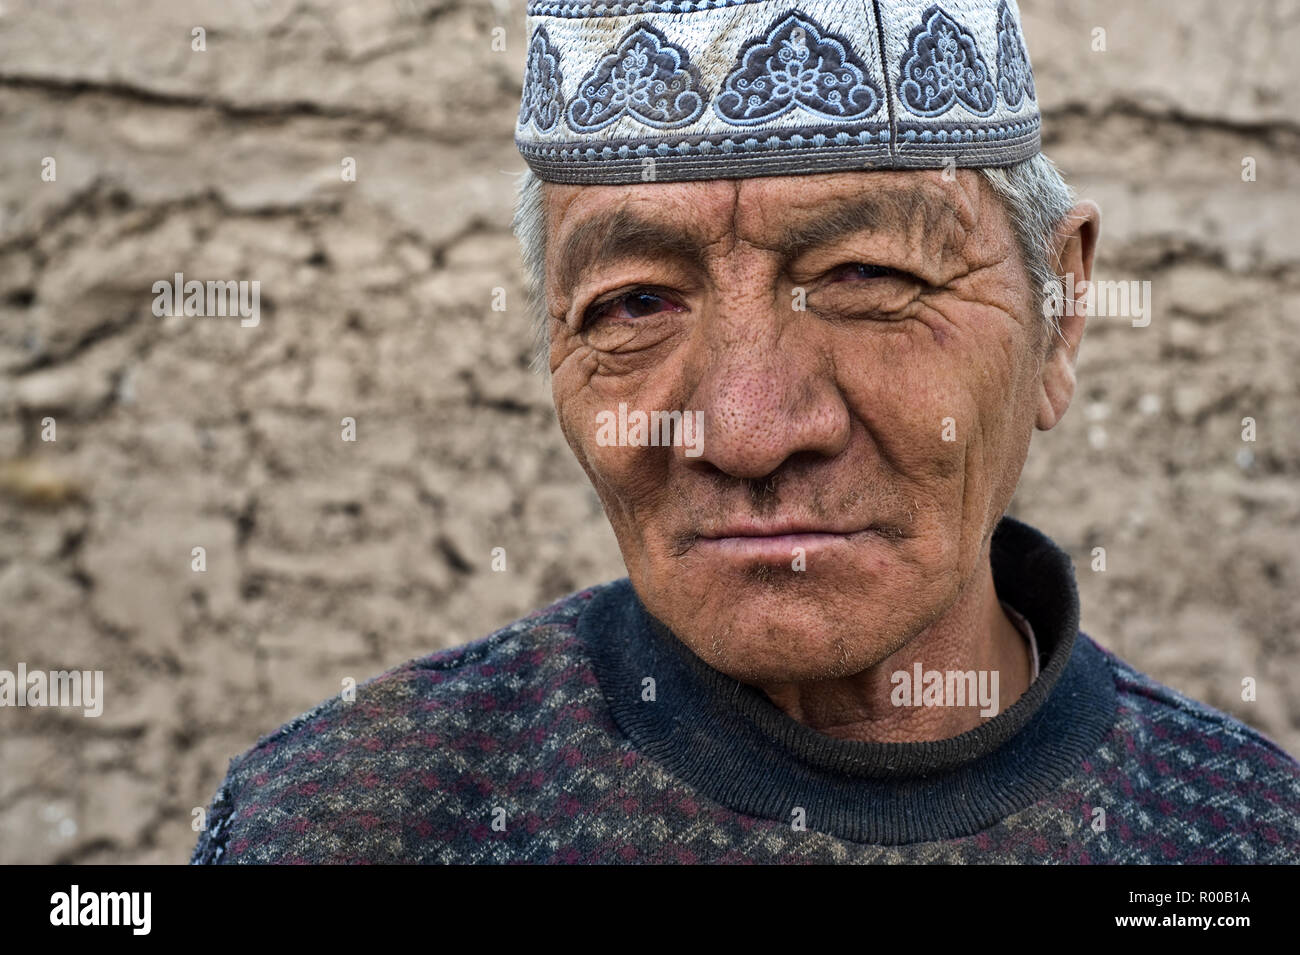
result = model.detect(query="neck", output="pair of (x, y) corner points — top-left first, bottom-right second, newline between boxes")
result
(757, 557), (1032, 743)
(575, 518), (1116, 843)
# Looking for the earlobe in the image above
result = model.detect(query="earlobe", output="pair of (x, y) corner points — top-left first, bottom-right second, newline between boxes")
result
(1036, 359), (1076, 430)
(1035, 200), (1101, 432)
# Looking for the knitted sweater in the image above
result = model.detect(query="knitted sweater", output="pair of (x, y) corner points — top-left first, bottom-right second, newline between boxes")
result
(192, 518), (1300, 863)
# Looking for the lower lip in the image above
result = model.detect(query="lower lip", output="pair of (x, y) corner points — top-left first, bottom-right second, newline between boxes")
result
(694, 530), (879, 563)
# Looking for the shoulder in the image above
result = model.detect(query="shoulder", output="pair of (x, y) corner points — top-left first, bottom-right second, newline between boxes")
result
(1096, 637), (1298, 767)
(1085, 635), (1300, 861)
(191, 584), (608, 863)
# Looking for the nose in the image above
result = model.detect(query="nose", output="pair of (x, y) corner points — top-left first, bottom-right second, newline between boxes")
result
(681, 328), (851, 479)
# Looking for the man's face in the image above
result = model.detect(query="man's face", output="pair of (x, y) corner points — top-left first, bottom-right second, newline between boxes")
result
(544, 170), (1052, 685)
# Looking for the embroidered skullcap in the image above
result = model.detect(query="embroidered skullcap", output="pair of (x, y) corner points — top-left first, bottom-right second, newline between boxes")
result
(516, 0), (1039, 184)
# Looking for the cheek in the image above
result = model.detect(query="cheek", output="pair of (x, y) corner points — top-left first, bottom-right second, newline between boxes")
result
(835, 327), (974, 487)
(831, 307), (1028, 556)
(551, 373), (674, 530)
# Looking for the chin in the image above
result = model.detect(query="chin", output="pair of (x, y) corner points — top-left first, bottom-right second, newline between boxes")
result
(642, 574), (908, 684)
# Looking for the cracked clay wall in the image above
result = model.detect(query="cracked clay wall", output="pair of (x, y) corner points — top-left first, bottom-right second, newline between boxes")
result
(0, 0), (1298, 863)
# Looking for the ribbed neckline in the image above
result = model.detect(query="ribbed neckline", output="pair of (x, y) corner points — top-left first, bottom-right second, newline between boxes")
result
(577, 516), (1119, 844)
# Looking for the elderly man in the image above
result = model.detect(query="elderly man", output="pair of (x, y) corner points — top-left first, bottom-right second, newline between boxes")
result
(193, 0), (1300, 863)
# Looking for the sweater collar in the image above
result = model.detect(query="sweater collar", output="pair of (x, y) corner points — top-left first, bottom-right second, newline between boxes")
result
(577, 516), (1119, 844)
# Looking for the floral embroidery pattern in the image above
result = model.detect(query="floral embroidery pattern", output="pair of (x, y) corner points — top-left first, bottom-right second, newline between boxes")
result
(898, 5), (996, 117)
(714, 11), (881, 125)
(994, 0), (1035, 109)
(566, 23), (706, 131)
(519, 27), (566, 132)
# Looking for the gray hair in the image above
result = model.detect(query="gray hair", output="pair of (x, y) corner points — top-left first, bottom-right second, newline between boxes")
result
(513, 154), (1075, 372)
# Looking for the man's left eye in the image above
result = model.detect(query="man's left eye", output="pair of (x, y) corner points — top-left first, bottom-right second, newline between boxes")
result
(827, 263), (904, 283)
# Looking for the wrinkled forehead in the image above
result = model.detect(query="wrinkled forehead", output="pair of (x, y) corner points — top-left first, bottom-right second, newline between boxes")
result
(543, 169), (989, 284)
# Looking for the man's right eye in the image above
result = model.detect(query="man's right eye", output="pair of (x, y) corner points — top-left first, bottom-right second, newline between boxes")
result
(583, 290), (684, 326)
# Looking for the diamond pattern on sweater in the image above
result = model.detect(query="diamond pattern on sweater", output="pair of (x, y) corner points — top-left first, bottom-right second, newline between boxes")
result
(193, 585), (1300, 864)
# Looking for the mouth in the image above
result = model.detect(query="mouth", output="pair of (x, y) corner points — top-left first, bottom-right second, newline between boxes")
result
(702, 519), (874, 538)
(691, 522), (888, 563)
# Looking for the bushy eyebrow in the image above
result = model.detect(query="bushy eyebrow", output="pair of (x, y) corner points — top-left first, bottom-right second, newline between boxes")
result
(552, 187), (964, 293)
(776, 189), (963, 259)
(555, 206), (705, 294)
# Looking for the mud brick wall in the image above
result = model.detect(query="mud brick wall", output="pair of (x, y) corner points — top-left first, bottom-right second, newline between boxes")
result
(0, 0), (1297, 862)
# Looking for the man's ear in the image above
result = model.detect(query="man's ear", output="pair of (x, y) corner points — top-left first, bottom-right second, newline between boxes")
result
(1037, 200), (1102, 431)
